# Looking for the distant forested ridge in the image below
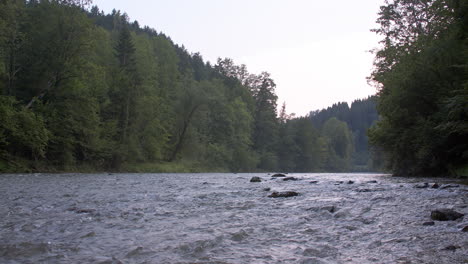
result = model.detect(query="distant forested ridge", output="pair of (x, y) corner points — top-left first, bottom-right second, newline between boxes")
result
(309, 97), (380, 171)
(368, 0), (468, 177)
(0, 0), (379, 173)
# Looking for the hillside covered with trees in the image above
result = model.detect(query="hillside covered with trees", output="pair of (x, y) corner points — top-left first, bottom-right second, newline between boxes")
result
(309, 97), (380, 171)
(0, 0), (380, 173)
(368, 0), (467, 177)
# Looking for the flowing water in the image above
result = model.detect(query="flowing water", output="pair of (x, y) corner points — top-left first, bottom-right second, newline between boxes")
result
(0, 173), (467, 264)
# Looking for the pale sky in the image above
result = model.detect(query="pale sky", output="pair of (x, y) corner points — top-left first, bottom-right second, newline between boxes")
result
(92, 0), (385, 116)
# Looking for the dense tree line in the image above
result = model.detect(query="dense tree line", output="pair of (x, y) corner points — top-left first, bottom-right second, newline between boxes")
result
(368, 0), (467, 176)
(0, 0), (380, 173)
(308, 97), (380, 171)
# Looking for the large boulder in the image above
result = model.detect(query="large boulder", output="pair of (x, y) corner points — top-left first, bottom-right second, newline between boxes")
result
(283, 177), (299, 181)
(250, 176), (262, 183)
(268, 191), (299, 198)
(430, 209), (464, 221)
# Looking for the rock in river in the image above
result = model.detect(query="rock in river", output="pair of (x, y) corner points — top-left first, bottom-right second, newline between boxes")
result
(283, 177), (299, 181)
(250, 177), (262, 183)
(271, 173), (286, 178)
(430, 209), (464, 221)
(268, 191), (299, 198)
(414, 183), (429, 189)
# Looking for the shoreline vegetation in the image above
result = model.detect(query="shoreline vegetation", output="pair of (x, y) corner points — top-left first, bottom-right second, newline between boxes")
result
(0, 1), (466, 176)
(0, 1), (381, 175)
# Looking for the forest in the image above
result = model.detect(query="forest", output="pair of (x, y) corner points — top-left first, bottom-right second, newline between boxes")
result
(0, 0), (465, 176)
(0, 0), (381, 173)
(368, 0), (467, 177)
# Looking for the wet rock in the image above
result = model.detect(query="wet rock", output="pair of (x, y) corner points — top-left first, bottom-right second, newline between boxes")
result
(347, 180), (355, 184)
(366, 180), (378, 184)
(268, 191), (299, 198)
(250, 177), (262, 183)
(322, 205), (337, 213)
(126, 246), (144, 257)
(440, 184), (459, 189)
(431, 183), (440, 189)
(81, 232), (96, 238)
(344, 226), (358, 231)
(422, 221), (435, 226)
(263, 187), (271, 192)
(67, 207), (96, 214)
(307, 205), (338, 214)
(430, 209), (464, 221)
(414, 183), (429, 188)
(443, 245), (460, 251)
(94, 256), (123, 264)
(357, 188), (385, 193)
(356, 188), (372, 193)
(230, 229), (249, 242)
(77, 209), (96, 214)
(309, 181), (319, 184)
(271, 173), (286, 178)
(462, 226), (468, 232)
(21, 224), (34, 232)
(283, 177), (299, 181)
(300, 257), (328, 264)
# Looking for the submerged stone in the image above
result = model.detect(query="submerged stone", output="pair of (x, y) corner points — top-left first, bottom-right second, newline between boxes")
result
(356, 188), (372, 193)
(322, 205), (337, 213)
(268, 191), (299, 198)
(422, 221), (435, 226)
(430, 209), (464, 221)
(414, 183), (429, 189)
(67, 207), (96, 214)
(443, 245), (460, 251)
(440, 184), (460, 189)
(283, 177), (298, 181)
(81, 232), (96, 238)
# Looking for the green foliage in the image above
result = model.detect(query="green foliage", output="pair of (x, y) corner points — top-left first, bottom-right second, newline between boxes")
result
(322, 118), (354, 172)
(369, 0), (468, 176)
(309, 97), (379, 171)
(0, 1), (381, 173)
(0, 96), (49, 164)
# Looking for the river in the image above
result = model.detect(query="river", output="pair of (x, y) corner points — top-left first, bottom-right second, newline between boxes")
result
(0, 173), (466, 263)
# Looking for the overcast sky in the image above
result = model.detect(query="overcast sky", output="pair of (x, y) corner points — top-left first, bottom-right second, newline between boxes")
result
(92, 0), (385, 116)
